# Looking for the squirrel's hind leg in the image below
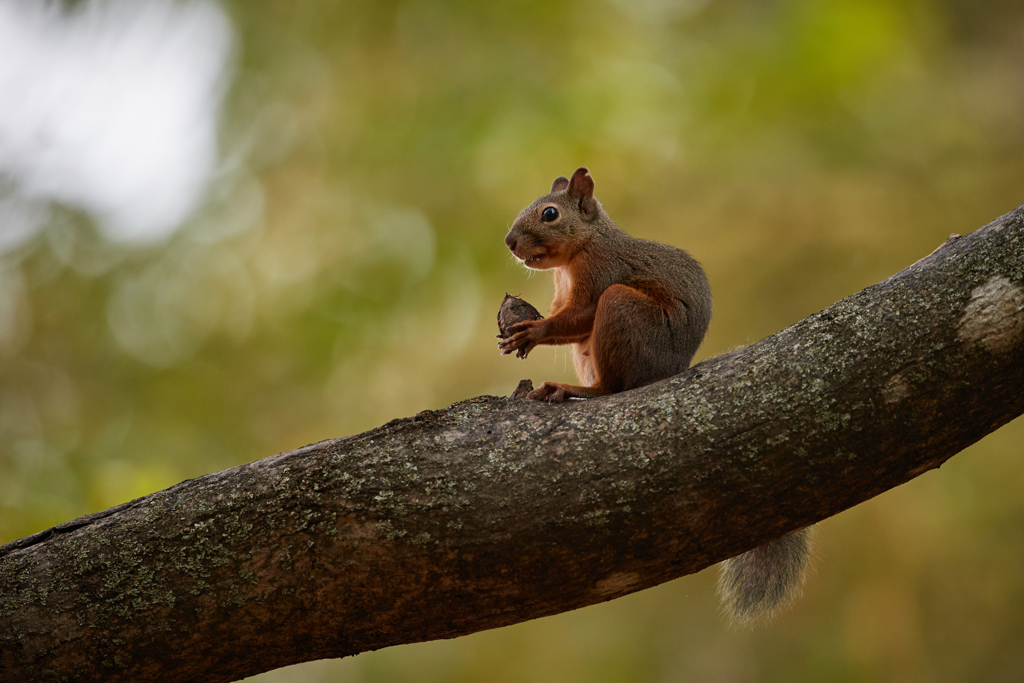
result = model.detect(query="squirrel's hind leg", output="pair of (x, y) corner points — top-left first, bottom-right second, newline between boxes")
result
(591, 283), (685, 392)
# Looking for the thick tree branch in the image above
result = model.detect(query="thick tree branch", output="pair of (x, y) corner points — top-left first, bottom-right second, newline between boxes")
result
(2, 208), (1024, 683)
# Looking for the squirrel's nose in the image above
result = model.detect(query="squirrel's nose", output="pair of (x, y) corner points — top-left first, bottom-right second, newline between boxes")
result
(505, 234), (517, 252)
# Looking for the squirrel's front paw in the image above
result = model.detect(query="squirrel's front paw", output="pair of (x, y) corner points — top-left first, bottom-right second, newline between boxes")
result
(497, 320), (542, 359)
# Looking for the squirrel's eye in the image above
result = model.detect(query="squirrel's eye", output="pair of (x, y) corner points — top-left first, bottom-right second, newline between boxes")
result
(541, 206), (559, 222)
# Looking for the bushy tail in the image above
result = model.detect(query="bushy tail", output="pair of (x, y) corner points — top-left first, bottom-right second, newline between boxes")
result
(716, 527), (815, 628)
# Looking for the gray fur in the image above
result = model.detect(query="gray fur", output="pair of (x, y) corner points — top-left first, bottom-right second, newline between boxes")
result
(716, 527), (815, 627)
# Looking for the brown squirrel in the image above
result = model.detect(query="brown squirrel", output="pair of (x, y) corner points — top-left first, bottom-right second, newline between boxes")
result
(497, 167), (712, 400)
(499, 167), (812, 626)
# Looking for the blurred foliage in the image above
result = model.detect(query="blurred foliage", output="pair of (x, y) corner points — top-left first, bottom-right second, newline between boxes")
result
(2, 0), (1024, 681)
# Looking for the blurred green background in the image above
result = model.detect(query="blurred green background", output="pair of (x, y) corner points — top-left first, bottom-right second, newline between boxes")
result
(2, 0), (1023, 681)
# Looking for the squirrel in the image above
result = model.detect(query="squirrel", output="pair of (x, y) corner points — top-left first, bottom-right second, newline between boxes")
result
(498, 167), (813, 626)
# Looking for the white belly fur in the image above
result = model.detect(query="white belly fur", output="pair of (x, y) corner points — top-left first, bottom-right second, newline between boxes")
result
(572, 336), (596, 386)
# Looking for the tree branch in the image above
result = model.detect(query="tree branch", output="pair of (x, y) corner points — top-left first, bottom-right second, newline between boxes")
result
(2, 208), (1023, 683)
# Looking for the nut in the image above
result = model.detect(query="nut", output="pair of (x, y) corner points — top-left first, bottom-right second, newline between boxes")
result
(497, 294), (543, 339)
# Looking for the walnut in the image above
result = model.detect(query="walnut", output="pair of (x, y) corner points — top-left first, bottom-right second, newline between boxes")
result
(496, 294), (543, 340)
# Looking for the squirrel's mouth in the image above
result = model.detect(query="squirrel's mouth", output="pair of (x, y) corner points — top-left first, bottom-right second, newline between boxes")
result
(519, 246), (565, 270)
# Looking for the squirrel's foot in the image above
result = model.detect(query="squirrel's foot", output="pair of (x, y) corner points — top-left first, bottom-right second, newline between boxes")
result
(527, 381), (571, 403)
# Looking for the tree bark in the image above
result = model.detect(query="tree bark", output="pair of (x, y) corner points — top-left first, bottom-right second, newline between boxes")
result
(2, 207), (1023, 683)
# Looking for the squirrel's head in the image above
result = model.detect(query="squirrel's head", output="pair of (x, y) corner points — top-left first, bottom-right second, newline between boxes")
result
(505, 167), (601, 270)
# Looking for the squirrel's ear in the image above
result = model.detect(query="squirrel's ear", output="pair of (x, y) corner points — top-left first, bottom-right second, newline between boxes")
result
(567, 167), (596, 218)
(550, 176), (569, 193)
